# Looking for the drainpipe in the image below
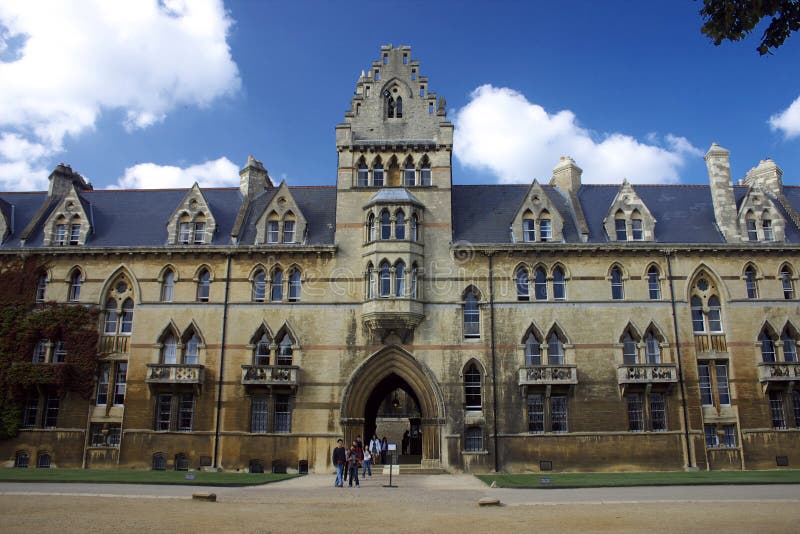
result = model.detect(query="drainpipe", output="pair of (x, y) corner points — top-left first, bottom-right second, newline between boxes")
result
(488, 252), (500, 472)
(665, 250), (694, 469)
(213, 253), (233, 469)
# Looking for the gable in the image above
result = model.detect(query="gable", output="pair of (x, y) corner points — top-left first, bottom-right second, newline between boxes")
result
(511, 180), (564, 243)
(41, 184), (93, 246)
(602, 180), (656, 241)
(254, 182), (308, 245)
(166, 183), (218, 245)
(737, 186), (785, 242)
(0, 198), (10, 243)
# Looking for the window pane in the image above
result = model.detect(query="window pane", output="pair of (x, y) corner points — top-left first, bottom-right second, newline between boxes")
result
(631, 218), (643, 240)
(761, 333), (776, 362)
(627, 394), (644, 431)
(781, 270), (795, 299)
(395, 211), (406, 240)
(403, 168), (415, 186)
(650, 392), (666, 431)
(104, 302), (118, 334)
(114, 362), (127, 405)
(179, 222), (190, 244)
(157, 394), (172, 431)
(120, 299), (134, 334)
(691, 296), (704, 332)
(56, 224), (66, 245)
(252, 271), (266, 301)
(410, 215), (418, 241)
(69, 272), (82, 301)
(523, 219), (535, 242)
(267, 221), (279, 243)
(648, 268), (660, 300)
(289, 270), (301, 302)
(464, 366), (482, 409)
(745, 269), (758, 299)
(162, 335), (177, 364)
(698, 363), (713, 406)
(178, 394), (194, 431)
(193, 222), (205, 244)
(769, 391), (786, 429)
(395, 262), (405, 297)
(274, 394), (291, 433)
(357, 165), (369, 187)
(793, 391), (800, 427)
(277, 335), (293, 366)
(197, 271), (210, 302)
(539, 219), (551, 241)
(622, 333), (637, 365)
(161, 271), (174, 302)
(270, 270), (283, 301)
(44, 394), (59, 428)
(373, 166), (384, 186)
(464, 427), (482, 452)
(615, 218), (627, 240)
(548, 334), (563, 365)
(746, 219), (758, 241)
(32, 339), (48, 363)
(97, 363), (110, 405)
(23, 397), (38, 428)
(420, 167), (431, 186)
(783, 333), (798, 362)
(379, 263), (391, 297)
(464, 293), (479, 338)
(722, 424), (737, 447)
(708, 297), (722, 332)
(551, 396), (568, 432)
(704, 425), (719, 447)
(380, 211), (391, 239)
(716, 363), (730, 405)
(762, 219), (773, 241)
(255, 334), (270, 365)
(184, 334), (199, 365)
(527, 394), (544, 433)
(611, 268), (624, 300)
(251, 395), (268, 433)
(645, 333), (661, 364)
(283, 220), (295, 243)
(516, 269), (529, 300)
(524, 333), (541, 366)
(553, 268), (565, 300)
(534, 269), (547, 300)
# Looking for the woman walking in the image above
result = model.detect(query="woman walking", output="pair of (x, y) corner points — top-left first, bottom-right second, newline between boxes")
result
(346, 444), (360, 487)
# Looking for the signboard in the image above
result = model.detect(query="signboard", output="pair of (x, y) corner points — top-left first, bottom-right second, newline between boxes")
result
(539, 477), (551, 484)
(387, 443), (397, 451)
(185, 473), (196, 480)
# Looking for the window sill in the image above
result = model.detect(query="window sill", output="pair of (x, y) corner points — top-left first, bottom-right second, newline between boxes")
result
(462, 450), (489, 455)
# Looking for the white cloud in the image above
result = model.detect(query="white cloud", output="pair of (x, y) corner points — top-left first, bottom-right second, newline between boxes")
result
(453, 85), (701, 184)
(769, 96), (800, 139)
(111, 157), (239, 189)
(0, 0), (240, 191)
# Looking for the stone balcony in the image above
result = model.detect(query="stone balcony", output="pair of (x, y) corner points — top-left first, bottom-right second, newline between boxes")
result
(757, 362), (800, 388)
(694, 334), (727, 353)
(617, 364), (678, 392)
(98, 335), (129, 355)
(518, 365), (578, 386)
(362, 298), (425, 331)
(241, 365), (299, 388)
(146, 364), (204, 385)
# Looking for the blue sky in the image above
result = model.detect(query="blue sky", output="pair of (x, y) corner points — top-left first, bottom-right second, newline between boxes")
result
(1, 0), (799, 191)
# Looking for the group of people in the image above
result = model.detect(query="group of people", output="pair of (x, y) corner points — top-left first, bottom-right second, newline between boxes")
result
(332, 434), (388, 488)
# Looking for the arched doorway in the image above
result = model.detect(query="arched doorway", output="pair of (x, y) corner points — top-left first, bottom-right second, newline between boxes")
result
(340, 346), (444, 467)
(365, 374), (422, 459)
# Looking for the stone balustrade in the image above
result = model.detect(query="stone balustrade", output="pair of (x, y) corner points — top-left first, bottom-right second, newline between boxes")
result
(146, 364), (204, 384)
(99, 335), (129, 355)
(241, 365), (299, 386)
(518, 365), (578, 386)
(757, 362), (800, 383)
(617, 363), (678, 384)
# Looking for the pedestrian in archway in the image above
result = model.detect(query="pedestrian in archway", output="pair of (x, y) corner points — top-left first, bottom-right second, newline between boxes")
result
(369, 434), (381, 465)
(332, 438), (346, 488)
(362, 447), (372, 478)
(347, 444), (360, 487)
(402, 430), (410, 455)
(381, 436), (388, 464)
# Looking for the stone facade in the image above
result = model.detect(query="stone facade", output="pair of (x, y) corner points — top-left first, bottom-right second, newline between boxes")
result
(2, 45), (800, 474)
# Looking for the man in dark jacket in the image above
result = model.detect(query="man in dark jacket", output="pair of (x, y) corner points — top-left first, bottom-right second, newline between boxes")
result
(332, 439), (346, 487)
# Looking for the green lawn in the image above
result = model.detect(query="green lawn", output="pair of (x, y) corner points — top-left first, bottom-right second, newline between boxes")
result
(477, 470), (800, 489)
(0, 468), (299, 486)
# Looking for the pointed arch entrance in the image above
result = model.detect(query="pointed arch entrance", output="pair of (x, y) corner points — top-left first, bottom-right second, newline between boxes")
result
(341, 346), (444, 466)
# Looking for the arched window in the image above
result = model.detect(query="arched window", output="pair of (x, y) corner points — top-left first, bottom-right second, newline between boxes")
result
(708, 295), (723, 332)
(464, 364), (482, 410)
(379, 261), (391, 297)
(524, 331), (541, 366)
(553, 266), (566, 300)
(782, 328), (798, 362)
(464, 427), (483, 452)
(288, 268), (301, 302)
(161, 269), (175, 302)
(174, 453), (189, 471)
(410, 214), (418, 241)
(615, 211), (627, 241)
(276, 332), (293, 366)
(386, 94), (395, 118)
(196, 269), (211, 302)
(103, 298), (117, 334)
(282, 213), (296, 243)
(35, 273), (48, 302)
(395, 210), (406, 240)
(760, 329), (776, 362)
(745, 266), (758, 299)
(522, 211), (535, 242)
(68, 270), (82, 302)
(161, 333), (178, 364)
(32, 338), (48, 363)
(395, 96), (403, 118)
(610, 266), (624, 300)
(534, 267), (547, 300)
(270, 268), (283, 302)
(762, 216), (774, 241)
(15, 451), (29, 468)
(538, 211), (552, 242)
(366, 263), (375, 299)
(180, 330), (199, 365)
(419, 157), (431, 186)
(781, 266), (795, 300)
(547, 332), (564, 365)
(746, 212), (758, 241)
(463, 289), (480, 338)
(647, 265), (661, 300)
(252, 269), (267, 302)
(37, 452), (51, 468)
(631, 212), (643, 240)
(357, 160), (369, 187)
(395, 261), (406, 297)
(691, 295), (705, 333)
(373, 161), (384, 186)
(622, 331), (638, 365)
(645, 331), (661, 364)
(254, 332), (271, 366)
(515, 267), (530, 301)
(380, 210), (391, 240)
(152, 453), (167, 471)
(120, 298), (134, 335)
(403, 160), (415, 186)
(367, 213), (376, 242)
(410, 263), (419, 299)
(267, 212), (280, 243)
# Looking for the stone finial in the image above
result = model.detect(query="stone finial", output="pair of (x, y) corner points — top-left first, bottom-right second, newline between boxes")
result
(47, 163), (92, 197)
(704, 142), (730, 160)
(550, 156), (583, 195)
(744, 158), (783, 196)
(239, 155), (270, 198)
(704, 142), (738, 241)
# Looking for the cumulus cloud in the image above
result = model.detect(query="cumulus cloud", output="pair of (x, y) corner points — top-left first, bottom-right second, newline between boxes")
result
(769, 96), (800, 139)
(110, 157), (239, 189)
(0, 0), (240, 191)
(453, 85), (701, 184)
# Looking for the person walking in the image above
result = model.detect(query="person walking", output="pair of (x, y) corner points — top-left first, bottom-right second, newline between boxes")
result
(401, 430), (410, 455)
(346, 444), (360, 487)
(369, 434), (381, 466)
(332, 438), (346, 487)
(362, 447), (372, 478)
(381, 436), (388, 464)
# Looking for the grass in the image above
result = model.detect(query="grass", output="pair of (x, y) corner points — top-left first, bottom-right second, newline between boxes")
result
(477, 470), (800, 489)
(0, 468), (300, 486)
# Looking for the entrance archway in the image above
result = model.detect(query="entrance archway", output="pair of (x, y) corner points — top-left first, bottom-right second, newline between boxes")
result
(340, 345), (444, 466)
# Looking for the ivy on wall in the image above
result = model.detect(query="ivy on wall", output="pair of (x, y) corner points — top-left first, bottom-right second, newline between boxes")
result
(0, 257), (99, 439)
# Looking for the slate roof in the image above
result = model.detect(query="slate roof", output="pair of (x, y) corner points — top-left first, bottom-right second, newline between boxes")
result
(364, 188), (423, 207)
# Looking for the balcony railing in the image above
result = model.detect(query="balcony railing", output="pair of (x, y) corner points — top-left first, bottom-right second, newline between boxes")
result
(518, 365), (578, 386)
(757, 362), (800, 383)
(99, 335), (129, 355)
(146, 364), (204, 384)
(241, 365), (299, 386)
(694, 334), (727, 353)
(617, 363), (678, 385)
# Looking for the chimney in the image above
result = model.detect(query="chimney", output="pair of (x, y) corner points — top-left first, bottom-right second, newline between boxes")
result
(550, 156), (582, 195)
(47, 163), (92, 197)
(704, 143), (739, 242)
(744, 158), (783, 196)
(239, 155), (270, 198)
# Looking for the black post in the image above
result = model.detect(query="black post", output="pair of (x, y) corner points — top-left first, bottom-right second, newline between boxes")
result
(212, 254), (232, 468)
(489, 252), (500, 473)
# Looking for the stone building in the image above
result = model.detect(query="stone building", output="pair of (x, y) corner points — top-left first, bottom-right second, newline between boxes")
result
(2, 44), (800, 473)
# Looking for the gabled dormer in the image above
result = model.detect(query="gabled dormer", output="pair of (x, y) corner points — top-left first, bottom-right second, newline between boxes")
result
(166, 183), (217, 245)
(254, 181), (307, 245)
(511, 180), (564, 243)
(737, 186), (786, 243)
(0, 198), (11, 244)
(602, 179), (656, 242)
(42, 184), (92, 246)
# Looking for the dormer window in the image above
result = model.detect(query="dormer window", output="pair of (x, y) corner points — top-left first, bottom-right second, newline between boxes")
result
(615, 215), (627, 241)
(283, 216), (296, 243)
(631, 217), (643, 240)
(56, 223), (66, 245)
(267, 219), (279, 243)
(746, 214), (758, 241)
(193, 221), (205, 244)
(523, 215), (535, 242)
(762, 219), (774, 241)
(539, 217), (552, 242)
